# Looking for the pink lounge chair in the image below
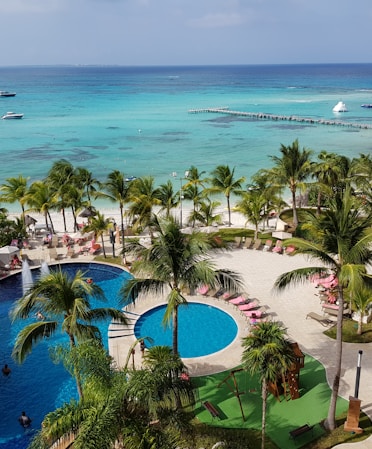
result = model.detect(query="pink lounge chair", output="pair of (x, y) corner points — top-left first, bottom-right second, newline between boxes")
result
(198, 285), (209, 295)
(238, 300), (259, 311)
(284, 245), (295, 255)
(272, 240), (283, 254)
(229, 295), (247, 305)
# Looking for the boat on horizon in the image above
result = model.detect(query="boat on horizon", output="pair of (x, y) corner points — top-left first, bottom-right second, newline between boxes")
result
(0, 91), (16, 97)
(361, 104), (372, 108)
(332, 101), (348, 112)
(2, 111), (24, 119)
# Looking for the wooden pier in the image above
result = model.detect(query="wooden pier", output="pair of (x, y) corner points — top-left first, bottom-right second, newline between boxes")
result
(188, 107), (372, 130)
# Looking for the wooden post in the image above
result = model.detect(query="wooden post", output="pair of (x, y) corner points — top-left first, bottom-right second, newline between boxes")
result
(344, 396), (363, 434)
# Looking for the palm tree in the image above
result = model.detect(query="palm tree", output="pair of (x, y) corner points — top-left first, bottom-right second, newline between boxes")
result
(188, 199), (222, 227)
(10, 269), (128, 399)
(351, 287), (372, 335)
(241, 321), (295, 449)
(0, 175), (29, 224)
(207, 165), (245, 226)
(127, 176), (161, 234)
(98, 170), (131, 259)
(268, 139), (313, 227)
(234, 191), (267, 239)
(121, 216), (242, 355)
(83, 211), (110, 258)
(156, 180), (178, 218)
(74, 167), (101, 205)
(274, 187), (372, 430)
(26, 180), (57, 233)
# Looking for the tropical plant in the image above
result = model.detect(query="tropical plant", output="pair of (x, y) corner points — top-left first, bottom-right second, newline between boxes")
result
(206, 165), (245, 227)
(127, 176), (161, 234)
(188, 199), (222, 227)
(241, 321), (295, 449)
(97, 170), (131, 260)
(0, 175), (29, 224)
(156, 180), (179, 218)
(350, 287), (372, 335)
(121, 216), (242, 355)
(234, 191), (267, 239)
(74, 166), (101, 205)
(273, 187), (372, 430)
(26, 180), (57, 233)
(83, 211), (110, 258)
(267, 139), (313, 227)
(10, 269), (128, 398)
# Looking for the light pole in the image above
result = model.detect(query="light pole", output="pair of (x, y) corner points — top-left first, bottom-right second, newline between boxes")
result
(171, 170), (190, 227)
(354, 350), (363, 398)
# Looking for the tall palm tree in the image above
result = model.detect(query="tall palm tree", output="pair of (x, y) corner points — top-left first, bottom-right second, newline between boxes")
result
(156, 180), (178, 218)
(26, 180), (57, 233)
(274, 188), (372, 430)
(188, 199), (222, 227)
(127, 176), (161, 234)
(74, 166), (101, 206)
(234, 191), (267, 239)
(0, 175), (29, 224)
(268, 139), (313, 227)
(121, 216), (242, 355)
(97, 170), (131, 259)
(83, 211), (110, 258)
(207, 165), (245, 226)
(241, 321), (295, 449)
(10, 269), (128, 399)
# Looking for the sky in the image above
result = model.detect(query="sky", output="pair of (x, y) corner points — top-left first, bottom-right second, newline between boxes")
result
(2, 0), (372, 66)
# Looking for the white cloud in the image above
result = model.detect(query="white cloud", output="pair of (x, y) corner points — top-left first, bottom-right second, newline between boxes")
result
(188, 12), (246, 29)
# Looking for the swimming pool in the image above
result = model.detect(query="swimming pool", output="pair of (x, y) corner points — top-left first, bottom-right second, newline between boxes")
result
(134, 303), (238, 358)
(0, 262), (131, 449)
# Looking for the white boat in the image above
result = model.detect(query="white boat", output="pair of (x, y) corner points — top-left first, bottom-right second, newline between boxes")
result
(332, 101), (348, 112)
(0, 91), (16, 97)
(361, 104), (372, 109)
(2, 111), (24, 119)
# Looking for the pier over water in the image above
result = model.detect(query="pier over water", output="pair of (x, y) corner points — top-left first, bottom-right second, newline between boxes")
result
(188, 107), (372, 130)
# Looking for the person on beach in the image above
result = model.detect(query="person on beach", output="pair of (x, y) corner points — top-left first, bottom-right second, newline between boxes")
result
(2, 364), (11, 376)
(18, 411), (32, 428)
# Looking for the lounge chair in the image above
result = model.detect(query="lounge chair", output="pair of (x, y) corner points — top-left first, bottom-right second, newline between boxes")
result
(262, 239), (273, 251)
(306, 312), (334, 327)
(198, 285), (209, 295)
(242, 309), (263, 318)
(66, 246), (79, 258)
(244, 237), (253, 249)
(49, 247), (62, 261)
(284, 244), (295, 255)
(272, 240), (283, 254)
(252, 238), (262, 250)
(238, 300), (259, 311)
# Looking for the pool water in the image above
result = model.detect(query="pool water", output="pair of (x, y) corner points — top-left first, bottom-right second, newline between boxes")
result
(134, 303), (238, 358)
(0, 263), (131, 449)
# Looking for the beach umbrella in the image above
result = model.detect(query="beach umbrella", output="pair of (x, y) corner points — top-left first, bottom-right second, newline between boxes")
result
(79, 207), (96, 218)
(25, 215), (37, 226)
(0, 245), (20, 265)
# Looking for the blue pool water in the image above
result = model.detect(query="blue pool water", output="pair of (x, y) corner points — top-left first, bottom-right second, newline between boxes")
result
(134, 303), (238, 358)
(0, 262), (130, 449)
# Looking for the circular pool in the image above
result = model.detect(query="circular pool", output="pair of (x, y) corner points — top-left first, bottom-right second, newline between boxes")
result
(134, 303), (238, 358)
(0, 262), (130, 449)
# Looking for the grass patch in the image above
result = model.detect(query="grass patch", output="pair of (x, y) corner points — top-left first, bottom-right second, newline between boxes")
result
(93, 255), (124, 267)
(324, 318), (372, 343)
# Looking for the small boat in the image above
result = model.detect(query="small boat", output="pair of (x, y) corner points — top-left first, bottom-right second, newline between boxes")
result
(0, 91), (16, 97)
(2, 111), (24, 119)
(125, 176), (137, 182)
(361, 104), (372, 108)
(332, 101), (348, 112)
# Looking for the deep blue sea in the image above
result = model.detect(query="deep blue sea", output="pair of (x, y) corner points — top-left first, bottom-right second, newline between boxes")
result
(1, 64), (372, 208)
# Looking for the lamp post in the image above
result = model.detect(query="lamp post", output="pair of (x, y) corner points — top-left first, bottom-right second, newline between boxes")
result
(109, 227), (116, 258)
(171, 170), (190, 227)
(354, 350), (363, 398)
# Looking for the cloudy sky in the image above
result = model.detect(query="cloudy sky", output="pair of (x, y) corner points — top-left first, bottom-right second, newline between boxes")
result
(2, 0), (371, 66)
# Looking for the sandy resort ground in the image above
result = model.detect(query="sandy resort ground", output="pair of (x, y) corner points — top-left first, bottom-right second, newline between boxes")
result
(12, 209), (372, 448)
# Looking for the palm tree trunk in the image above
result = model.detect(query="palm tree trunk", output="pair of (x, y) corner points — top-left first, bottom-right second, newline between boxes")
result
(100, 234), (106, 258)
(325, 289), (344, 430)
(358, 313), (363, 335)
(62, 208), (67, 232)
(120, 205), (126, 264)
(172, 306), (179, 355)
(227, 195), (231, 226)
(68, 333), (84, 400)
(291, 188), (298, 227)
(261, 379), (267, 449)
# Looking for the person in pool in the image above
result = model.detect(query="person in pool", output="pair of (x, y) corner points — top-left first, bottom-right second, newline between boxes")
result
(2, 364), (11, 376)
(18, 411), (32, 428)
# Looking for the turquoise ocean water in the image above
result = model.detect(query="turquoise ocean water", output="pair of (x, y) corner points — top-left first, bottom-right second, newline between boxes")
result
(1, 64), (372, 210)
